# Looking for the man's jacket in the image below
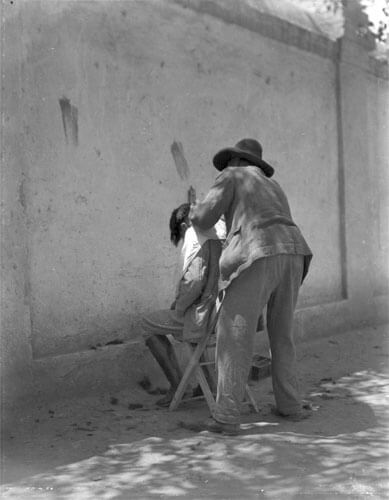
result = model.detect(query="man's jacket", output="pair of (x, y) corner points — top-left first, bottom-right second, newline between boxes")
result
(175, 234), (222, 341)
(190, 166), (312, 290)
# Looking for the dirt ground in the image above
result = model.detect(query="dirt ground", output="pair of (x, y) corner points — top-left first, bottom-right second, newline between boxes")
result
(1, 323), (388, 500)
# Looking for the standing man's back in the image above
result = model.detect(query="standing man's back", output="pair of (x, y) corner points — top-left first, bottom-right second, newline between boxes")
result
(185, 138), (312, 435)
(192, 164), (312, 290)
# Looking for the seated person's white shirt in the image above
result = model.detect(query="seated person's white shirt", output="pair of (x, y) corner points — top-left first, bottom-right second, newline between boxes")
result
(173, 219), (226, 294)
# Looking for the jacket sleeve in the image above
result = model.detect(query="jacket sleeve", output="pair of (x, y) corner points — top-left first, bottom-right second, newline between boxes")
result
(189, 169), (233, 230)
(174, 243), (210, 317)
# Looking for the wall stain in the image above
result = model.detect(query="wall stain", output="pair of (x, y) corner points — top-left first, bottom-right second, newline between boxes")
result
(59, 96), (78, 146)
(170, 141), (190, 181)
(75, 194), (88, 205)
(197, 62), (205, 74)
(18, 176), (27, 211)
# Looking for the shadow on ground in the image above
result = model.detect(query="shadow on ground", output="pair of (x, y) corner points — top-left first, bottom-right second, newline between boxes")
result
(1, 325), (388, 499)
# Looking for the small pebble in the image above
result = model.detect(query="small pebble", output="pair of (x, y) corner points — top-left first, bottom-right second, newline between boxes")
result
(128, 403), (143, 410)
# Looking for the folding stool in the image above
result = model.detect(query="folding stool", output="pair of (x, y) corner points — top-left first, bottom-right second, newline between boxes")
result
(169, 328), (259, 413)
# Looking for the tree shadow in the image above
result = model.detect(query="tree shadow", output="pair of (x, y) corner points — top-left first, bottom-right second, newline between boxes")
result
(2, 368), (388, 499)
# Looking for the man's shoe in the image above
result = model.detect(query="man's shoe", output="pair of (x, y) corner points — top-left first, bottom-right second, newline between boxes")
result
(270, 406), (311, 422)
(179, 417), (239, 436)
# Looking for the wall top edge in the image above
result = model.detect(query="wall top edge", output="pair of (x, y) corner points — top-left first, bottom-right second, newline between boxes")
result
(172, 0), (337, 60)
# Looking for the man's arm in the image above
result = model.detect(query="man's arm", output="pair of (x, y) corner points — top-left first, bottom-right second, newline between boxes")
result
(189, 169), (233, 230)
(174, 243), (210, 317)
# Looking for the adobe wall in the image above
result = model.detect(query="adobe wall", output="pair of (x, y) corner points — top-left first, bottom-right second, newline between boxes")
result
(1, 0), (388, 408)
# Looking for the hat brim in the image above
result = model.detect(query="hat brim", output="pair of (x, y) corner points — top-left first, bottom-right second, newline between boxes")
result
(213, 147), (274, 177)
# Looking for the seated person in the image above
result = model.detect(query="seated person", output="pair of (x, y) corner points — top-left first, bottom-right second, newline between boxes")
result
(141, 202), (225, 406)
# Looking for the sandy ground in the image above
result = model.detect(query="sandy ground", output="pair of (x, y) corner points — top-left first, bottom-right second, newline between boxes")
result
(1, 324), (388, 500)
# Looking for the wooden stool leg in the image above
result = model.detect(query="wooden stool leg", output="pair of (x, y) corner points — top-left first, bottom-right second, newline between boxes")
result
(245, 384), (259, 413)
(169, 347), (197, 410)
(195, 366), (216, 414)
(169, 333), (211, 411)
(200, 349), (217, 393)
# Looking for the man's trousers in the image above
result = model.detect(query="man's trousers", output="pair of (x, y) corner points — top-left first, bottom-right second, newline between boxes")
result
(213, 254), (304, 424)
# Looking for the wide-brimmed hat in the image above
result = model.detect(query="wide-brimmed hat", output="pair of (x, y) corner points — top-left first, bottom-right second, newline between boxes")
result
(213, 138), (274, 177)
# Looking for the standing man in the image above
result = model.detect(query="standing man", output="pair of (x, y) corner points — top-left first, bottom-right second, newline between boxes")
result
(188, 138), (313, 435)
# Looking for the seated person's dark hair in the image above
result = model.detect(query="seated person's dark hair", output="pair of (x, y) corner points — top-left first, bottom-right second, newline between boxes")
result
(169, 203), (190, 246)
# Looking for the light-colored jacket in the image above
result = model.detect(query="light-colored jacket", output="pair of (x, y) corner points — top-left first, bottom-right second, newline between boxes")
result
(175, 238), (222, 341)
(190, 166), (312, 290)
